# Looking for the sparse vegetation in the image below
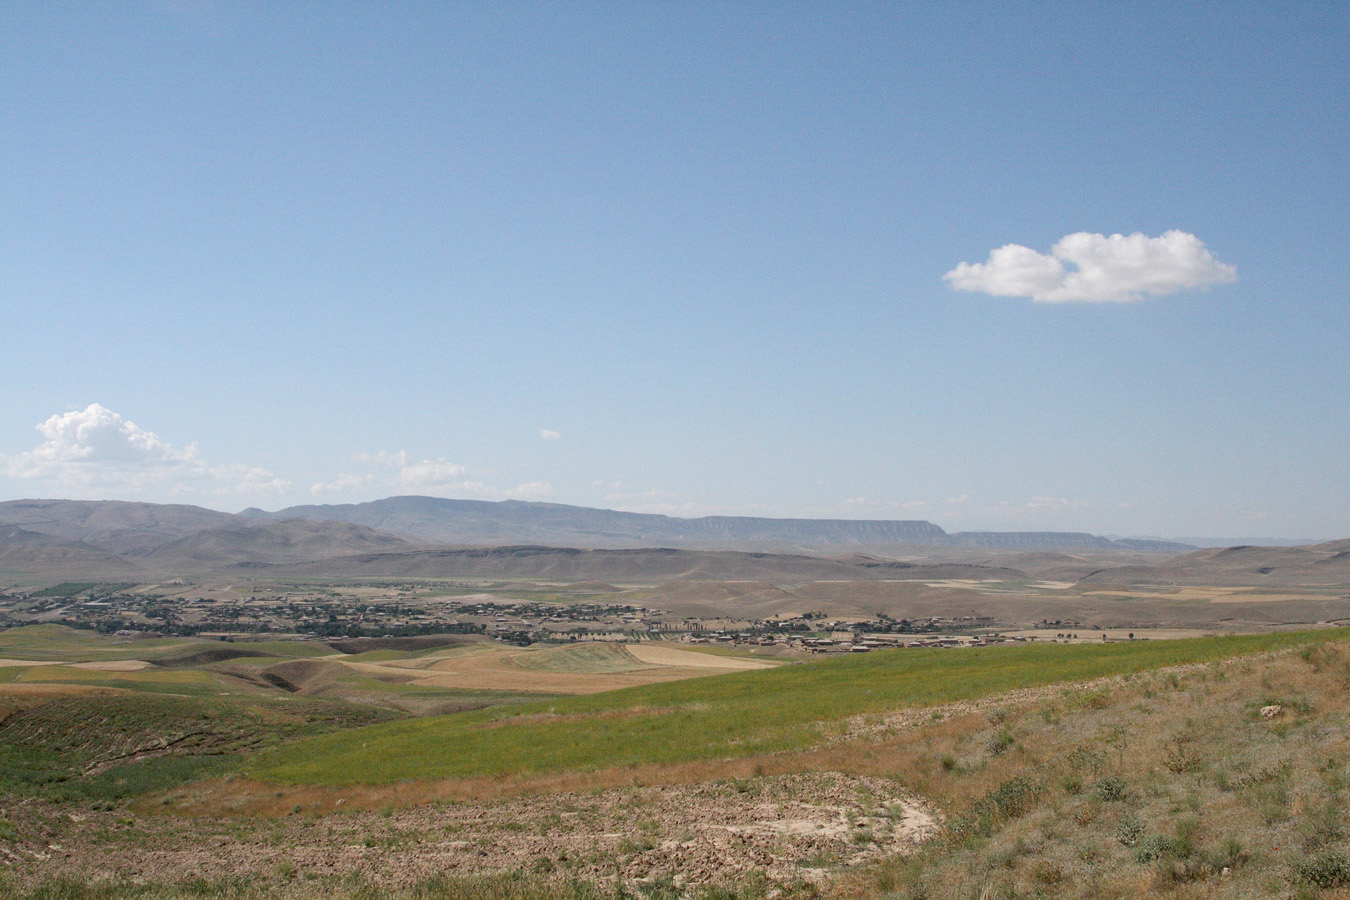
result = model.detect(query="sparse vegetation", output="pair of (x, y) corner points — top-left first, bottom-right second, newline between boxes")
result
(4, 614), (1350, 898)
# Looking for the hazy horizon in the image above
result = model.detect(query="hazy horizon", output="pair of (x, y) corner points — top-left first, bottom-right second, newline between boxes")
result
(0, 494), (1334, 547)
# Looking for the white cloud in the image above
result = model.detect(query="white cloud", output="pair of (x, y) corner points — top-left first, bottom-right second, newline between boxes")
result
(540, 429), (561, 441)
(1, 403), (289, 497)
(313, 450), (508, 499)
(339, 451), (479, 493)
(837, 497), (934, 516)
(508, 481), (554, 500)
(945, 230), (1236, 303)
(313, 453), (556, 502)
(602, 488), (715, 517)
(309, 472), (379, 495)
(965, 496), (1092, 527)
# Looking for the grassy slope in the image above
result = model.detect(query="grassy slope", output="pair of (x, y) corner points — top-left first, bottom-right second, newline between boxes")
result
(252, 629), (1348, 785)
(0, 691), (396, 804)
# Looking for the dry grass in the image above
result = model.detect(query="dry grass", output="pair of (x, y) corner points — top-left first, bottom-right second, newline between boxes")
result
(823, 642), (1350, 899)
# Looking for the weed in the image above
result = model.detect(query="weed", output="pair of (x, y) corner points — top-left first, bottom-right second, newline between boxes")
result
(1301, 796), (1344, 850)
(1292, 850), (1350, 889)
(1173, 817), (1201, 858)
(1162, 738), (1202, 774)
(1093, 776), (1128, 802)
(1114, 815), (1144, 847)
(1133, 834), (1177, 863)
(1066, 746), (1107, 777)
(1204, 836), (1248, 872)
(986, 729), (1014, 756)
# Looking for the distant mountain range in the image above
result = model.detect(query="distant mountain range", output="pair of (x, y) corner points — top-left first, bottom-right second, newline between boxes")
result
(4, 496), (1344, 587)
(240, 496), (1193, 552)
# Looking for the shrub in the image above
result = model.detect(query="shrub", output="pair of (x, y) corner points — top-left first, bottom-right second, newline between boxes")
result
(1163, 740), (1201, 774)
(1203, 836), (1247, 872)
(1133, 834), (1177, 863)
(1302, 797), (1344, 850)
(946, 777), (1042, 841)
(1066, 746), (1107, 776)
(1114, 816), (1144, 847)
(1173, 818), (1201, 859)
(1292, 850), (1350, 889)
(1093, 776), (1128, 802)
(987, 729), (1015, 756)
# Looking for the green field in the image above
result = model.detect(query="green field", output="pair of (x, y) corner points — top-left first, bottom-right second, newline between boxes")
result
(0, 624), (195, 661)
(252, 628), (1349, 785)
(509, 642), (650, 673)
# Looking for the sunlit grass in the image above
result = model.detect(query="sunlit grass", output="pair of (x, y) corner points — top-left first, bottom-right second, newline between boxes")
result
(253, 628), (1348, 785)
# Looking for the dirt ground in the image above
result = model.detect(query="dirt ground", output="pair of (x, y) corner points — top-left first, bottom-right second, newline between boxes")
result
(0, 773), (935, 890)
(0, 658), (152, 671)
(624, 643), (772, 670)
(335, 642), (772, 694)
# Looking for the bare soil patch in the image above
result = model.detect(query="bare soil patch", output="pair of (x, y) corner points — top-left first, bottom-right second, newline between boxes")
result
(2, 774), (934, 890)
(625, 643), (773, 670)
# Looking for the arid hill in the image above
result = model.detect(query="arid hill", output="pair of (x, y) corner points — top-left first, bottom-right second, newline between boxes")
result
(125, 519), (421, 572)
(1077, 539), (1350, 587)
(0, 525), (145, 578)
(0, 499), (234, 554)
(231, 545), (1029, 583)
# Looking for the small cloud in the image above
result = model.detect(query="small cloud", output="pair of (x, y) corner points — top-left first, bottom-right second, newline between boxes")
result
(801, 497), (935, 519)
(310, 473), (378, 495)
(332, 450), (476, 494)
(314, 450), (547, 501)
(0, 403), (288, 497)
(945, 230), (1236, 303)
(508, 481), (554, 500)
(539, 429), (561, 440)
(603, 488), (715, 517)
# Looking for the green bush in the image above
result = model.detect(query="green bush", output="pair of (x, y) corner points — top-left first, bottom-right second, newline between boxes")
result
(1292, 850), (1350, 889)
(987, 729), (1015, 756)
(1093, 776), (1128, 802)
(948, 776), (1043, 841)
(1133, 834), (1177, 863)
(1114, 816), (1143, 847)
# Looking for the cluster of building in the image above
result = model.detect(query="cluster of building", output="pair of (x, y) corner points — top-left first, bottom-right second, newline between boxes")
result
(1, 583), (1104, 652)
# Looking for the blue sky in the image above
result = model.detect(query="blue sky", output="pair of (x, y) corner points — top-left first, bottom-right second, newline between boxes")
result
(2, 3), (1346, 538)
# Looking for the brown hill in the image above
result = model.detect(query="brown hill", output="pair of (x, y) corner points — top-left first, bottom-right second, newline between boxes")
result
(232, 545), (1028, 583)
(0, 499), (234, 555)
(127, 519), (422, 573)
(1077, 542), (1350, 587)
(0, 525), (146, 579)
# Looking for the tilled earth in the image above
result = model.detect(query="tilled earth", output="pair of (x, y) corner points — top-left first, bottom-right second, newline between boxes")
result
(0, 773), (936, 890)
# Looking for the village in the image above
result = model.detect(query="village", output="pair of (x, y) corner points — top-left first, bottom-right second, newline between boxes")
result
(0, 581), (1111, 653)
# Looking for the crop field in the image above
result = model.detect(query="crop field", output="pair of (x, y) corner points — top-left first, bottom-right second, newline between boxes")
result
(508, 642), (652, 673)
(0, 627), (764, 707)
